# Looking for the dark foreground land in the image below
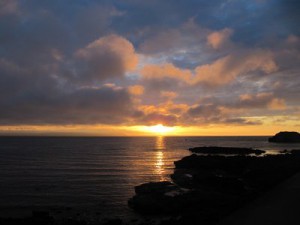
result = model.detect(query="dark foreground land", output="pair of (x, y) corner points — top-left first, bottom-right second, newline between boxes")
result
(219, 171), (300, 225)
(1, 147), (300, 225)
(129, 147), (300, 225)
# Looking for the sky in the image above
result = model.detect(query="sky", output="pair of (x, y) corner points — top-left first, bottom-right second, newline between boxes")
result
(0, 0), (299, 136)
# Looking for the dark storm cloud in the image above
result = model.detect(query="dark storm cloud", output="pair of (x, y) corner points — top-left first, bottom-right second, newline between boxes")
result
(185, 103), (261, 125)
(0, 81), (135, 125)
(0, 1), (139, 125)
(71, 35), (138, 83)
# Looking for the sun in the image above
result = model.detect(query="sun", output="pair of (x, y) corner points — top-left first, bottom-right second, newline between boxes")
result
(131, 124), (179, 136)
(147, 124), (174, 135)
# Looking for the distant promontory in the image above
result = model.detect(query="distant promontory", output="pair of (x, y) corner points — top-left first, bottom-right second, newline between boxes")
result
(269, 131), (300, 143)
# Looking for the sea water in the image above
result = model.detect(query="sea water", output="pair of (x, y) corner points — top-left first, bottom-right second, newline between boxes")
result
(0, 136), (299, 219)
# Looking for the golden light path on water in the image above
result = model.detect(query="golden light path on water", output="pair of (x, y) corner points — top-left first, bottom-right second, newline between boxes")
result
(155, 136), (166, 181)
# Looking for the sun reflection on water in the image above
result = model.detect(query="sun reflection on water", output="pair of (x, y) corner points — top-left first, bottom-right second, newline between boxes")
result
(155, 136), (166, 181)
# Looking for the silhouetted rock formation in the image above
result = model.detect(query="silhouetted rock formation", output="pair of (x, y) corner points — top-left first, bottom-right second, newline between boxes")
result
(128, 181), (189, 213)
(269, 131), (300, 143)
(129, 148), (300, 225)
(189, 146), (265, 155)
(0, 211), (54, 225)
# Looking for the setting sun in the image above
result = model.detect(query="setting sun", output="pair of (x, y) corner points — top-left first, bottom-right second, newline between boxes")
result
(145, 124), (175, 135)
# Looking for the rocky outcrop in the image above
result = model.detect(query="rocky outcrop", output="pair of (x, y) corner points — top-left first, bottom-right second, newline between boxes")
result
(268, 131), (300, 143)
(128, 181), (241, 215)
(129, 147), (300, 225)
(189, 146), (265, 155)
(128, 181), (189, 213)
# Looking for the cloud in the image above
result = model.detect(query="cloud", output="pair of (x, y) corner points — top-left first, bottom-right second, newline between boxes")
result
(188, 103), (223, 119)
(268, 98), (286, 110)
(236, 92), (286, 110)
(181, 91), (287, 126)
(140, 49), (278, 87)
(73, 34), (138, 83)
(134, 112), (178, 126)
(160, 91), (177, 100)
(132, 103), (178, 126)
(132, 102), (190, 126)
(0, 83), (136, 125)
(0, 0), (19, 16)
(286, 35), (300, 45)
(185, 103), (260, 125)
(141, 63), (191, 83)
(193, 49), (278, 86)
(138, 19), (208, 55)
(0, 0), (299, 131)
(128, 85), (144, 95)
(0, 33), (140, 126)
(139, 28), (183, 54)
(207, 28), (233, 49)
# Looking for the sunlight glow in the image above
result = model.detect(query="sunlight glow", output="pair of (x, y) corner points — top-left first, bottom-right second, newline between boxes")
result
(146, 124), (175, 135)
(154, 136), (166, 181)
(2, 123), (294, 136)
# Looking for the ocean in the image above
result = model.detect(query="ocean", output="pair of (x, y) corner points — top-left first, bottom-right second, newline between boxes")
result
(0, 136), (299, 220)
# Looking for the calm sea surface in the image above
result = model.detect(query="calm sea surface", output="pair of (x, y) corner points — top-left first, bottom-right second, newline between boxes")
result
(0, 136), (300, 219)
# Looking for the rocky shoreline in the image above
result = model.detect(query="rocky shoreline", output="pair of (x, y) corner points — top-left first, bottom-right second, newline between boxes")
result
(129, 147), (300, 225)
(188, 146), (265, 155)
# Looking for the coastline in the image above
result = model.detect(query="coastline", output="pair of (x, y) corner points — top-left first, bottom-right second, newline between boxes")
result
(129, 147), (300, 225)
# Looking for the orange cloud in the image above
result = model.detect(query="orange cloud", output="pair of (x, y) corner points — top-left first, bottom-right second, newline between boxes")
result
(134, 100), (192, 126)
(239, 92), (273, 102)
(128, 85), (144, 95)
(140, 49), (278, 87)
(268, 98), (286, 110)
(139, 104), (166, 114)
(207, 28), (233, 49)
(167, 103), (189, 115)
(238, 92), (286, 110)
(160, 91), (178, 99)
(193, 50), (278, 86)
(141, 63), (191, 82)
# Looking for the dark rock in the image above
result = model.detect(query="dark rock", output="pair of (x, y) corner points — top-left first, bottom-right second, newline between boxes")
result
(129, 179), (244, 214)
(128, 193), (178, 213)
(129, 145), (300, 224)
(280, 149), (290, 154)
(32, 210), (50, 219)
(170, 169), (196, 188)
(174, 154), (250, 176)
(60, 218), (87, 225)
(134, 181), (177, 195)
(160, 212), (221, 225)
(128, 182), (188, 214)
(189, 146), (265, 155)
(291, 149), (300, 156)
(200, 176), (246, 194)
(268, 131), (300, 143)
(103, 218), (123, 225)
(70, 219), (88, 225)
